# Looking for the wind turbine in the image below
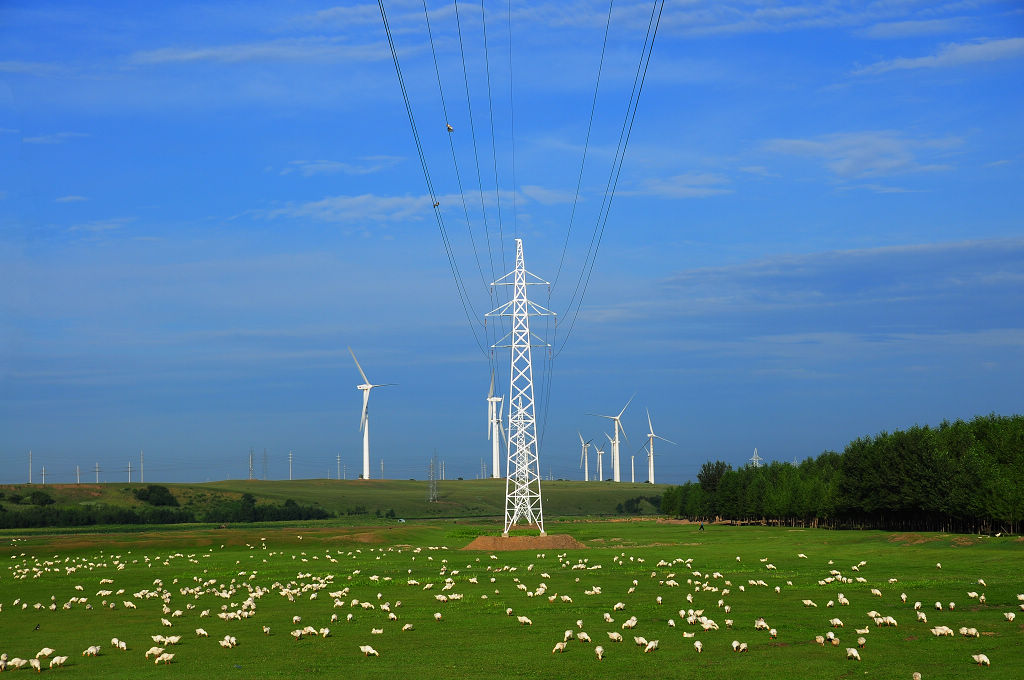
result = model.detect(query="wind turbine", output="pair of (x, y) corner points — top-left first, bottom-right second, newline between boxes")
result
(348, 347), (394, 480)
(630, 455), (635, 483)
(487, 372), (504, 479)
(577, 432), (592, 482)
(589, 394), (634, 482)
(645, 409), (676, 485)
(595, 444), (605, 481)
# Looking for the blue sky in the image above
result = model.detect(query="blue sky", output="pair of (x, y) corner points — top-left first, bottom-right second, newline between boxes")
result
(1, 1), (1022, 485)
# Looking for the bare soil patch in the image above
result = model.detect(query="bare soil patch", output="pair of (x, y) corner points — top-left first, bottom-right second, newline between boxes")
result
(461, 534), (586, 551)
(888, 533), (941, 545)
(951, 536), (979, 547)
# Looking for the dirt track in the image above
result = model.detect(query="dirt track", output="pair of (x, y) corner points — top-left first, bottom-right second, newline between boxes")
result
(461, 534), (586, 551)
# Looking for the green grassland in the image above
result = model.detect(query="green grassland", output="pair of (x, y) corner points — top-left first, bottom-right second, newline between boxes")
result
(1, 520), (1021, 678)
(0, 479), (667, 519)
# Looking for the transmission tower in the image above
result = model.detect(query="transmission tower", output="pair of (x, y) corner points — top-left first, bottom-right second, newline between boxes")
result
(750, 447), (763, 468)
(486, 238), (554, 536)
(427, 450), (438, 503)
(249, 448), (255, 480)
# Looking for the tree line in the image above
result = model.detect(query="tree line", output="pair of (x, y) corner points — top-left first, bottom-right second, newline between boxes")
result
(660, 414), (1024, 534)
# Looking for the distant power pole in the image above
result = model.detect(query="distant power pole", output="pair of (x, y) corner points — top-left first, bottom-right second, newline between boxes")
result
(41, 465), (46, 486)
(76, 465), (80, 485)
(343, 464), (347, 480)
(128, 461), (132, 483)
(428, 450), (439, 503)
(337, 454), (341, 481)
(28, 450), (32, 484)
(441, 460), (445, 481)
(380, 459), (384, 479)
(288, 450), (293, 481)
(95, 462), (100, 484)
(249, 448), (255, 480)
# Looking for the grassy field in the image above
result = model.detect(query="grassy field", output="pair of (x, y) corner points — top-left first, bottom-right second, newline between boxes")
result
(1, 520), (1021, 678)
(1, 479), (667, 518)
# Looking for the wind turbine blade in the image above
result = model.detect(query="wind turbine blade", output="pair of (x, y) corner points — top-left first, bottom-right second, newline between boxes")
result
(488, 371), (494, 398)
(370, 383), (397, 388)
(617, 393), (636, 419)
(654, 434), (676, 445)
(360, 390), (369, 431)
(618, 420), (629, 444)
(605, 432), (614, 444)
(587, 413), (616, 421)
(646, 408), (654, 435)
(578, 430), (585, 445)
(348, 347), (370, 384)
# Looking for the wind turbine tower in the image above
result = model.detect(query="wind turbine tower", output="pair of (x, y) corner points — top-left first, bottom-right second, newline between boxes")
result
(485, 239), (554, 536)
(349, 347), (394, 480)
(487, 372), (503, 479)
(645, 409), (676, 485)
(595, 445), (605, 481)
(590, 395), (633, 482)
(577, 432), (591, 482)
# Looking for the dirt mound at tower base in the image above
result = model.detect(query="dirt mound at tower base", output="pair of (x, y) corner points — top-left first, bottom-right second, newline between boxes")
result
(462, 534), (586, 551)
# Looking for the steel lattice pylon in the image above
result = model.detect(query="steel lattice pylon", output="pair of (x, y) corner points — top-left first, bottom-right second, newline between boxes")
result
(486, 238), (554, 536)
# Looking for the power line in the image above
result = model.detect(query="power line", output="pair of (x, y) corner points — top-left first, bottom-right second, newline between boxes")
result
(555, 0), (666, 358)
(378, 0), (488, 356)
(477, 0), (507, 275)
(505, 0), (519, 240)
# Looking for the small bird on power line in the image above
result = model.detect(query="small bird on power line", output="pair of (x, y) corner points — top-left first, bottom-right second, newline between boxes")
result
(433, 201), (439, 208)
(446, 123), (453, 132)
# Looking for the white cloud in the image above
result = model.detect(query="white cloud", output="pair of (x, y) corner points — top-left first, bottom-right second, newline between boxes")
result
(520, 185), (576, 205)
(55, 195), (88, 203)
(853, 37), (1024, 75)
(624, 173), (732, 198)
(280, 156), (403, 176)
(266, 193), (430, 224)
(68, 217), (133, 233)
(858, 18), (969, 39)
(0, 60), (61, 76)
(22, 132), (89, 144)
(762, 131), (959, 179)
(131, 37), (392, 65)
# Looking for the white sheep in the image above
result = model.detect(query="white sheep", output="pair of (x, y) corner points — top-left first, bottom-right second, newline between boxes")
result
(1005, 612), (1016, 622)
(155, 652), (175, 665)
(29, 659), (42, 673)
(196, 628), (209, 637)
(402, 623), (414, 631)
(972, 653), (990, 666)
(144, 647), (165, 659)
(35, 648), (55, 659)
(607, 631), (622, 642)
(857, 636), (866, 648)
(516, 616), (532, 625)
(643, 639), (659, 653)
(595, 645), (604, 660)
(694, 640), (703, 653)
(577, 632), (591, 643)
(359, 645), (379, 657)
(434, 612), (442, 621)
(552, 642), (566, 653)
(846, 647), (861, 661)
(49, 656), (68, 669)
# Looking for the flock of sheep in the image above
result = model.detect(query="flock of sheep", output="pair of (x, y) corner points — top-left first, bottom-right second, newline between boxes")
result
(0, 532), (1020, 676)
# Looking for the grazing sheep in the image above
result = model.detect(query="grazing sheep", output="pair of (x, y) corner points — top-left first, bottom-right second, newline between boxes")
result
(643, 640), (659, 653)
(359, 645), (379, 657)
(694, 640), (703, 653)
(972, 653), (990, 666)
(1004, 612), (1016, 622)
(144, 647), (165, 659)
(857, 637), (866, 648)
(35, 648), (55, 659)
(292, 616), (302, 624)
(29, 659), (42, 673)
(434, 612), (442, 621)
(516, 616), (532, 626)
(607, 632), (622, 642)
(154, 652), (175, 665)
(769, 628), (778, 639)
(934, 602), (942, 611)
(577, 632), (591, 643)
(402, 623), (414, 631)
(82, 646), (101, 657)
(917, 611), (928, 623)
(552, 642), (566, 653)
(505, 608), (513, 616)
(870, 588), (882, 597)
(595, 645), (604, 660)
(815, 635), (825, 645)
(49, 656), (68, 669)
(847, 647), (861, 661)
(613, 602), (626, 611)
(262, 626), (271, 635)
(732, 640), (741, 652)
(290, 630), (302, 641)
(802, 600), (818, 608)
(830, 618), (844, 628)
(371, 628), (383, 635)
(196, 628), (208, 637)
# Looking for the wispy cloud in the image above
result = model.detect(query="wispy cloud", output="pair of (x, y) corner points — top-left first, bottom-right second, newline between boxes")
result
(762, 131), (959, 179)
(55, 195), (88, 203)
(853, 37), (1024, 75)
(68, 217), (133, 233)
(266, 194), (430, 225)
(858, 18), (970, 39)
(624, 173), (732, 198)
(22, 131), (89, 144)
(280, 156), (403, 176)
(131, 37), (391, 65)
(0, 60), (62, 76)
(520, 185), (575, 205)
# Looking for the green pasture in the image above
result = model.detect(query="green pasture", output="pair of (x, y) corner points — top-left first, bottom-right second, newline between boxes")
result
(0, 521), (1021, 678)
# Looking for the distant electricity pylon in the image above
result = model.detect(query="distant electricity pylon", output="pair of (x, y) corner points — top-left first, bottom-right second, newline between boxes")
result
(750, 448), (763, 468)
(28, 450), (32, 484)
(486, 239), (554, 536)
(288, 450), (293, 480)
(337, 454), (341, 481)
(94, 462), (100, 484)
(427, 450), (439, 503)
(249, 448), (255, 480)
